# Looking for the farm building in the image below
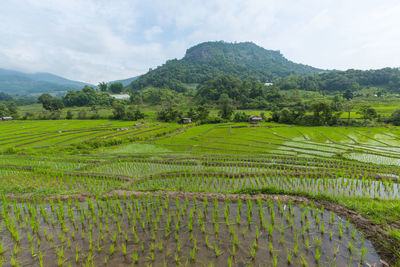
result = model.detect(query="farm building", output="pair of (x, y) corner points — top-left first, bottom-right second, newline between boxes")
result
(249, 115), (262, 122)
(180, 118), (192, 124)
(110, 94), (130, 100)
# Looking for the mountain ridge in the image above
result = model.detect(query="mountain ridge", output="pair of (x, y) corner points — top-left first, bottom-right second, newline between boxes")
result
(128, 41), (325, 92)
(0, 68), (93, 96)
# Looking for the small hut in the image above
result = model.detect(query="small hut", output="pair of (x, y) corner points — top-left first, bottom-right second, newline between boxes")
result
(180, 117), (192, 124)
(249, 115), (262, 123)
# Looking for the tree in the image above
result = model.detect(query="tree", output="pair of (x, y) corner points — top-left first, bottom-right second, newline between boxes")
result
(0, 104), (9, 117)
(38, 94), (64, 111)
(343, 89), (353, 100)
(342, 102), (354, 125)
(6, 102), (18, 115)
(233, 112), (249, 122)
(197, 105), (209, 122)
(310, 101), (340, 125)
(98, 82), (108, 92)
(66, 110), (74, 120)
(48, 98), (64, 111)
(131, 95), (143, 105)
(218, 93), (234, 120)
(112, 102), (126, 120)
(157, 107), (182, 122)
(278, 108), (292, 124)
(38, 94), (53, 110)
(109, 83), (124, 94)
(186, 105), (209, 122)
(126, 106), (145, 121)
(388, 109), (400, 125)
(357, 105), (377, 121)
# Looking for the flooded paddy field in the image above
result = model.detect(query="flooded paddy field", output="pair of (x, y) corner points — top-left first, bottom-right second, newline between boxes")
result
(0, 121), (399, 265)
(0, 195), (381, 266)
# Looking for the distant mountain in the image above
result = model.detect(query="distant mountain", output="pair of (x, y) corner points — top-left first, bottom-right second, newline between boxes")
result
(0, 68), (92, 96)
(107, 76), (139, 87)
(129, 41), (325, 92)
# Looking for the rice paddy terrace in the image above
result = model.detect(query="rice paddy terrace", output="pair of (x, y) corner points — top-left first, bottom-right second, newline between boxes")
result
(0, 120), (399, 266)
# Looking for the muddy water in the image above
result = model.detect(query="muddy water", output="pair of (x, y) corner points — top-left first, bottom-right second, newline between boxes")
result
(0, 197), (381, 266)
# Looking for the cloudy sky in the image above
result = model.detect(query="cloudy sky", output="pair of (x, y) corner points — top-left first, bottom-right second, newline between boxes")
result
(1, 0), (400, 84)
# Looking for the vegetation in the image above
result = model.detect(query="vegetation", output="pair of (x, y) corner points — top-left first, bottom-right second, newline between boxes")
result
(0, 120), (399, 265)
(2, 41), (400, 266)
(0, 68), (90, 95)
(128, 41), (322, 92)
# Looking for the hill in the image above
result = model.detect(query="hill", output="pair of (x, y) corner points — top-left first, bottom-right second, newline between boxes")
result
(107, 76), (139, 87)
(128, 41), (324, 92)
(0, 68), (92, 96)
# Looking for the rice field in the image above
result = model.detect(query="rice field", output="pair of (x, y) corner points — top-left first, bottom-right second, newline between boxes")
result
(0, 120), (399, 265)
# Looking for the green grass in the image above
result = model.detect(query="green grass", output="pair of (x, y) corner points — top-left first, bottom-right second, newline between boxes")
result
(103, 143), (172, 154)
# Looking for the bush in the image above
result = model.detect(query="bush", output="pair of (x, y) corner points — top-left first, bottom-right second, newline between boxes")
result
(78, 110), (87, 119)
(66, 111), (74, 120)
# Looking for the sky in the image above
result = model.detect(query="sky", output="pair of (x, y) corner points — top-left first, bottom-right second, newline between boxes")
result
(1, 0), (400, 84)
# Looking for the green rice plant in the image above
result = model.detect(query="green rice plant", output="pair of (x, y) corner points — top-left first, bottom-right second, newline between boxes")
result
(122, 243), (127, 257)
(158, 239), (163, 252)
(38, 250), (43, 267)
(348, 242), (354, 254)
(215, 222), (219, 235)
(334, 244), (339, 257)
(351, 230), (356, 240)
(227, 257), (233, 267)
(57, 246), (64, 266)
(190, 247), (196, 261)
(13, 245), (19, 256)
(273, 253), (278, 267)
(205, 235), (212, 249)
(148, 252), (154, 262)
(305, 236), (309, 251)
(287, 249), (293, 264)
(315, 247), (321, 263)
(293, 237), (299, 256)
(338, 223), (343, 239)
(11, 254), (16, 267)
(214, 243), (222, 257)
(269, 240), (274, 254)
(109, 244), (115, 256)
(300, 255), (308, 267)
(250, 246), (256, 260)
(360, 246), (367, 262)
(75, 245), (79, 263)
(132, 252), (139, 264)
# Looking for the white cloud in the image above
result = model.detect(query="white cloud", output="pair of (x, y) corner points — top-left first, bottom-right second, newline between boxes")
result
(145, 26), (163, 41)
(0, 0), (399, 84)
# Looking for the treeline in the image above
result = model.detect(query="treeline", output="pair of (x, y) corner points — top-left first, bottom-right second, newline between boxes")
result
(196, 75), (281, 109)
(275, 68), (400, 93)
(0, 102), (17, 118)
(36, 85), (147, 121)
(0, 92), (13, 102)
(38, 85), (115, 112)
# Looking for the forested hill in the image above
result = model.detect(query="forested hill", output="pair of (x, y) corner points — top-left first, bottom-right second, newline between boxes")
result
(0, 68), (91, 96)
(275, 67), (400, 93)
(128, 41), (324, 92)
